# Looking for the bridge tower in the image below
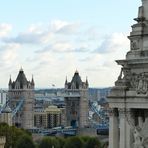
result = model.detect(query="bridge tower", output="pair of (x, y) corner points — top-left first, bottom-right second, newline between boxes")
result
(64, 71), (89, 128)
(8, 68), (34, 129)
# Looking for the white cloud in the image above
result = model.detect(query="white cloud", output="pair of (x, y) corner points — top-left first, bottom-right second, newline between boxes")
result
(80, 33), (130, 87)
(0, 23), (12, 38)
(0, 43), (20, 67)
(0, 20), (131, 88)
(95, 32), (129, 54)
(50, 20), (80, 34)
(36, 41), (90, 53)
(24, 31), (130, 88)
(3, 20), (81, 45)
(0, 43), (21, 87)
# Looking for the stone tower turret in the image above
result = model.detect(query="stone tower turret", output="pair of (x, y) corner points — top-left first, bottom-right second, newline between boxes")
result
(0, 103), (12, 126)
(64, 71), (89, 128)
(8, 68), (34, 129)
(8, 76), (12, 90)
(31, 75), (35, 89)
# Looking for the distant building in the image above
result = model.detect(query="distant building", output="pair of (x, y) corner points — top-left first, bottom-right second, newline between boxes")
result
(34, 105), (63, 128)
(89, 88), (99, 101)
(97, 88), (110, 101)
(64, 71), (89, 128)
(8, 68), (34, 129)
(0, 104), (12, 126)
(0, 137), (5, 148)
(0, 90), (7, 106)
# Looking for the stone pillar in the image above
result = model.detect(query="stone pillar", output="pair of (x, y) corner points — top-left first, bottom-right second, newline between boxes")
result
(119, 108), (126, 148)
(142, 0), (148, 21)
(109, 108), (119, 148)
(138, 116), (143, 128)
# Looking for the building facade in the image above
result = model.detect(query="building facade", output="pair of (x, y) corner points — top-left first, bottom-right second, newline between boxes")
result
(0, 137), (5, 148)
(64, 71), (89, 128)
(34, 105), (63, 128)
(0, 105), (12, 126)
(0, 90), (7, 107)
(8, 68), (34, 129)
(108, 0), (148, 148)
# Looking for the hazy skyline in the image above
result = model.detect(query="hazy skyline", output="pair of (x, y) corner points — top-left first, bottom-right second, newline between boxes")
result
(0, 0), (140, 88)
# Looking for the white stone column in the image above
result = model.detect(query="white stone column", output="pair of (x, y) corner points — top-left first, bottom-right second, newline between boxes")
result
(119, 108), (126, 148)
(142, 0), (148, 21)
(109, 108), (119, 148)
(138, 116), (143, 128)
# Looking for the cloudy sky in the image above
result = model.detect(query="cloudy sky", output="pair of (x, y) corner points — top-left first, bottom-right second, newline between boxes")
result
(0, 0), (140, 88)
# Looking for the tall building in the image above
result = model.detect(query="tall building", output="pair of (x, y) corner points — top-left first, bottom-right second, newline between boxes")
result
(108, 0), (148, 148)
(64, 71), (89, 128)
(0, 104), (12, 126)
(34, 105), (63, 128)
(0, 137), (5, 148)
(0, 90), (7, 106)
(8, 68), (34, 129)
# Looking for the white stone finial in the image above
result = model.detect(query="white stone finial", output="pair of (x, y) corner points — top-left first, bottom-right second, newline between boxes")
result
(142, 0), (148, 20)
(75, 69), (79, 73)
(20, 66), (23, 71)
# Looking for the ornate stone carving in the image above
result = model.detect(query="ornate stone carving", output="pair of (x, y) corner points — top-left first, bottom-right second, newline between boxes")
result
(123, 68), (131, 80)
(126, 110), (148, 148)
(116, 67), (132, 87)
(130, 73), (138, 89)
(132, 120), (148, 148)
(122, 72), (148, 94)
(117, 68), (123, 80)
(133, 127), (144, 148)
(131, 40), (139, 50)
(136, 73), (148, 94)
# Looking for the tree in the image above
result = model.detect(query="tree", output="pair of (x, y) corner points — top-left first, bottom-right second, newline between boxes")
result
(39, 137), (60, 148)
(0, 123), (34, 148)
(16, 134), (35, 148)
(56, 137), (65, 148)
(85, 137), (101, 148)
(64, 136), (83, 148)
(80, 136), (92, 147)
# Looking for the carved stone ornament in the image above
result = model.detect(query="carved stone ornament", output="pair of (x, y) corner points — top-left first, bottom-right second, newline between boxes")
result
(133, 127), (144, 148)
(132, 119), (148, 148)
(126, 110), (148, 148)
(117, 67), (131, 81)
(137, 74), (148, 94)
(131, 40), (139, 50)
(116, 68), (148, 94)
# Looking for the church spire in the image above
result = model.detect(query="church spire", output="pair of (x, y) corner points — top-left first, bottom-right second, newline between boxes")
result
(31, 75), (35, 86)
(86, 76), (89, 87)
(65, 76), (68, 85)
(20, 66), (23, 72)
(9, 75), (12, 85)
(75, 69), (79, 74)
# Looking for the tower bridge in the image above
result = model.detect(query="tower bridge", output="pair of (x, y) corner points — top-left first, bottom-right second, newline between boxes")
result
(64, 71), (89, 128)
(6, 68), (34, 129)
